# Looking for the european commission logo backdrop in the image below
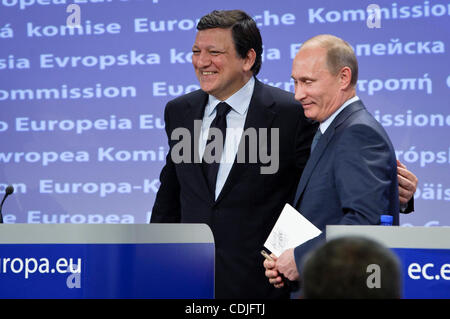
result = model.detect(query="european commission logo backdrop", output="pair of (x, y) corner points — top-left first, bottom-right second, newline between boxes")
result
(0, 0), (449, 225)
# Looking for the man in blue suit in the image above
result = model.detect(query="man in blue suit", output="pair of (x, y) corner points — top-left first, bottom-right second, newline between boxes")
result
(152, 10), (416, 298)
(264, 34), (400, 291)
(151, 10), (316, 299)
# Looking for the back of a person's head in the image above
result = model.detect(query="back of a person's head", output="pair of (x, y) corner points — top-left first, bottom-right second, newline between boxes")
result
(301, 236), (402, 299)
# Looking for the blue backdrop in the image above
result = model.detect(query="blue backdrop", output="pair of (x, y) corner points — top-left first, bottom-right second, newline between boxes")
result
(1, 0), (449, 226)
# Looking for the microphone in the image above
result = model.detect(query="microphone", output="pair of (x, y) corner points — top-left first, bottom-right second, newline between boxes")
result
(0, 185), (14, 224)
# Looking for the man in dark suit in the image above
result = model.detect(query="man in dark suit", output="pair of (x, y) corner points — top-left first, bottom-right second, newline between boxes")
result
(151, 10), (315, 299)
(264, 34), (401, 293)
(152, 11), (416, 299)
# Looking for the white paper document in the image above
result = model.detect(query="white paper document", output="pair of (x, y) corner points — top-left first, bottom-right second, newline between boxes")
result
(264, 203), (322, 257)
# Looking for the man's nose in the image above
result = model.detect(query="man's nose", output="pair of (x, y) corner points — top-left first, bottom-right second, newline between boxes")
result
(294, 83), (306, 102)
(195, 51), (211, 68)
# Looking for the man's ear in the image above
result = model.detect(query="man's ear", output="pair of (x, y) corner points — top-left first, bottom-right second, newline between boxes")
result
(243, 48), (257, 72)
(339, 66), (353, 90)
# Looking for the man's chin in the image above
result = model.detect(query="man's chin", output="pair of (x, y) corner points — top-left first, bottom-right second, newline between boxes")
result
(304, 110), (317, 121)
(199, 83), (216, 95)
(201, 87), (224, 100)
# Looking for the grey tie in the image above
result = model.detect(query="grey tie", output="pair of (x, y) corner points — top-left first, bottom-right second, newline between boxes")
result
(310, 128), (322, 154)
(293, 128), (323, 206)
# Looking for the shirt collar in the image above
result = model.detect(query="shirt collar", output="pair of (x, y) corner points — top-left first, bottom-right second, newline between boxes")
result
(206, 77), (255, 116)
(319, 95), (360, 134)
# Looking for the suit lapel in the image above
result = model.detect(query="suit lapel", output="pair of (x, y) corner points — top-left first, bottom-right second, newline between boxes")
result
(182, 91), (213, 201)
(293, 100), (365, 207)
(214, 80), (277, 205)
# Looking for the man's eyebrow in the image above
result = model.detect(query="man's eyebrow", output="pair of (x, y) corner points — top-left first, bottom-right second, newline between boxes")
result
(191, 45), (225, 51)
(293, 75), (315, 82)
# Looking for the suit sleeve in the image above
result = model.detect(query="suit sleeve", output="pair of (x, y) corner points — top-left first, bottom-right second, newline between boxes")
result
(333, 124), (399, 225)
(150, 102), (181, 223)
(294, 123), (399, 274)
(402, 198), (414, 214)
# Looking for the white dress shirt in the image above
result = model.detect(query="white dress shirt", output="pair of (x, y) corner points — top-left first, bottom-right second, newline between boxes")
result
(199, 77), (255, 200)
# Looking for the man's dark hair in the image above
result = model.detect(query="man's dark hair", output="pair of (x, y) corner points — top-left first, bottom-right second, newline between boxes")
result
(302, 236), (402, 299)
(197, 10), (263, 76)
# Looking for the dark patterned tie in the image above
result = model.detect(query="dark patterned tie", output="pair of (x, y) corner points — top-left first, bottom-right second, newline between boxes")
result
(293, 128), (322, 206)
(310, 128), (322, 154)
(202, 102), (232, 195)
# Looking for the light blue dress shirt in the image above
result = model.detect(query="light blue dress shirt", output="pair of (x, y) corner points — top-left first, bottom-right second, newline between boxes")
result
(319, 95), (360, 134)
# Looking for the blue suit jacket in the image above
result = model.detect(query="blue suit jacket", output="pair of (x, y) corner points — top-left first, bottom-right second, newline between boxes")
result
(293, 100), (399, 274)
(151, 79), (317, 298)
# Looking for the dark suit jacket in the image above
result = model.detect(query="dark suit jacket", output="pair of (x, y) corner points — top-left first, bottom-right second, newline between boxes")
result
(293, 100), (400, 279)
(151, 79), (317, 298)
